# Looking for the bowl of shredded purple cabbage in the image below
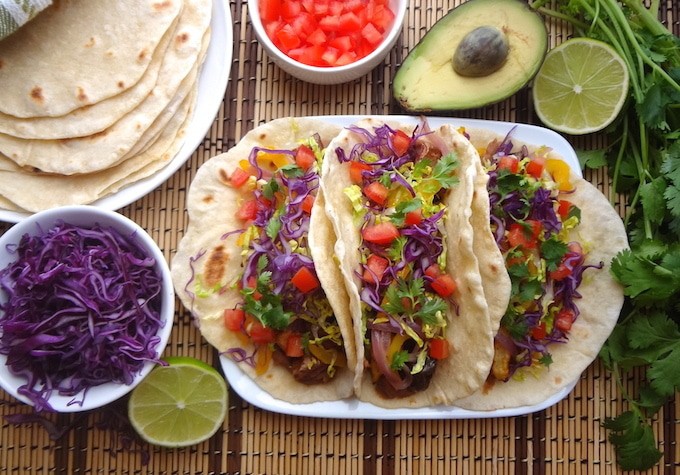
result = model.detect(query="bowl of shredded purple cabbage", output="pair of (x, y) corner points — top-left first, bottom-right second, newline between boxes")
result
(0, 205), (174, 412)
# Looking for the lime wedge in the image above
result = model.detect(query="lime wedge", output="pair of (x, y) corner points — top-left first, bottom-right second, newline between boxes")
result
(532, 38), (629, 135)
(128, 356), (228, 447)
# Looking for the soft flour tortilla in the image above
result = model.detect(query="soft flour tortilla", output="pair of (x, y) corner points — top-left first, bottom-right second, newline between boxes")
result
(171, 117), (358, 404)
(455, 130), (628, 410)
(0, 0), (182, 118)
(0, 0), (210, 175)
(320, 118), (501, 408)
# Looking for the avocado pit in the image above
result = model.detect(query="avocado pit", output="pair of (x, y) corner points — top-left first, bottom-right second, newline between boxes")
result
(453, 26), (509, 77)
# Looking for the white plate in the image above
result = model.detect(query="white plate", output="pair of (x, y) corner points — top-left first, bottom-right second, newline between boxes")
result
(219, 115), (582, 419)
(0, 0), (233, 223)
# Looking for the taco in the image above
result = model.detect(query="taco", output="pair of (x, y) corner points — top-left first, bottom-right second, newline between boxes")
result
(170, 117), (357, 403)
(319, 118), (509, 408)
(454, 128), (628, 410)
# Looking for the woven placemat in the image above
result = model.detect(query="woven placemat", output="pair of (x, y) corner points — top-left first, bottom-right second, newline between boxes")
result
(1, 1), (679, 473)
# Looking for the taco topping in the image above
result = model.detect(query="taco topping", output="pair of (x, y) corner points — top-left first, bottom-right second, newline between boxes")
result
(336, 123), (460, 399)
(480, 132), (602, 384)
(194, 136), (348, 385)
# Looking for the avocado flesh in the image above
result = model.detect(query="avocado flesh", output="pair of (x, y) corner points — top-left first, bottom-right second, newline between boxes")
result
(394, 0), (548, 111)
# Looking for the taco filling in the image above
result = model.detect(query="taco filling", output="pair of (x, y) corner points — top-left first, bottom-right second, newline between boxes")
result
(202, 137), (348, 385)
(335, 123), (462, 398)
(479, 131), (602, 384)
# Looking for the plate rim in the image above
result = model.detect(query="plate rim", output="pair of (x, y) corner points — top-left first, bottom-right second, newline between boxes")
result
(0, 0), (234, 223)
(218, 114), (582, 419)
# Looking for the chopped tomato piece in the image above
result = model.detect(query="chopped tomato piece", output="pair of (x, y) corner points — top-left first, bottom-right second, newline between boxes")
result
(525, 157), (546, 179)
(506, 220), (542, 249)
(350, 161), (371, 184)
(549, 262), (573, 281)
(555, 308), (576, 332)
(248, 321), (276, 345)
(361, 22), (383, 45)
(229, 167), (251, 188)
(291, 266), (320, 293)
(306, 27), (327, 46)
(259, 0), (282, 22)
(364, 181), (388, 205)
(531, 322), (547, 340)
(392, 129), (411, 156)
(285, 333), (305, 358)
(223, 308), (245, 332)
(295, 144), (316, 170)
(557, 199), (572, 219)
(371, 5), (395, 31)
(338, 12), (362, 32)
(404, 209), (423, 226)
(363, 254), (389, 284)
(236, 199), (258, 221)
(429, 338), (450, 360)
(301, 194), (315, 213)
(329, 35), (352, 52)
(362, 222), (400, 245)
(275, 24), (301, 50)
(424, 264), (443, 279)
(281, 0), (301, 18)
(430, 274), (457, 298)
(497, 155), (520, 173)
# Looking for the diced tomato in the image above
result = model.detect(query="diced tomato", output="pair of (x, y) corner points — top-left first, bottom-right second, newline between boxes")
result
(430, 274), (457, 298)
(506, 220), (542, 249)
(429, 338), (450, 360)
(291, 266), (320, 293)
(363, 254), (389, 284)
(549, 262), (572, 281)
(259, 0), (282, 22)
(404, 209), (423, 226)
(392, 130), (411, 156)
(295, 144), (316, 170)
(526, 157), (546, 179)
(557, 199), (573, 220)
(229, 167), (250, 188)
(248, 321), (276, 345)
(362, 222), (400, 245)
(531, 322), (547, 340)
(497, 155), (520, 173)
(301, 194), (315, 213)
(555, 308), (576, 332)
(277, 331), (305, 357)
(350, 161), (371, 184)
(364, 181), (388, 205)
(258, 0), (396, 67)
(223, 308), (245, 332)
(424, 264), (443, 279)
(236, 199), (258, 221)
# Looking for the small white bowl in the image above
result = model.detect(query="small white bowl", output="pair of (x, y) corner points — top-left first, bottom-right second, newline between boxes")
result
(0, 206), (174, 412)
(248, 0), (407, 84)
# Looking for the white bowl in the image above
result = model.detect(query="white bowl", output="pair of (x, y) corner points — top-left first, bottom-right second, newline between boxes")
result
(0, 206), (174, 412)
(247, 0), (407, 84)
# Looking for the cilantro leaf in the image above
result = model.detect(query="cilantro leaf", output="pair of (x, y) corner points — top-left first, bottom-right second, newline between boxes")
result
(279, 163), (304, 178)
(390, 198), (422, 227)
(603, 411), (662, 471)
(540, 237), (568, 271)
(414, 297), (447, 326)
(420, 153), (459, 194)
(262, 178), (279, 200)
(576, 148), (608, 169)
(266, 215), (281, 239)
(242, 270), (292, 330)
(390, 350), (409, 370)
(610, 247), (680, 303)
(640, 176), (667, 226)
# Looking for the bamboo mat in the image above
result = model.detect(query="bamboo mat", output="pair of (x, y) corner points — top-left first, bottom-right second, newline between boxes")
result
(1, 1), (680, 474)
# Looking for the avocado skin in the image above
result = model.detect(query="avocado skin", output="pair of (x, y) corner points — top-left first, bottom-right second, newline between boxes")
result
(393, 0), (548, 111)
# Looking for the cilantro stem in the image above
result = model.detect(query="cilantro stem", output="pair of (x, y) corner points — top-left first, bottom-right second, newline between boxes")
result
(610, 117), (628, 206)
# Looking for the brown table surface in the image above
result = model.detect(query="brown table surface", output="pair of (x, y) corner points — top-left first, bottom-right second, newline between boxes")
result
(1, 1), (680, 473)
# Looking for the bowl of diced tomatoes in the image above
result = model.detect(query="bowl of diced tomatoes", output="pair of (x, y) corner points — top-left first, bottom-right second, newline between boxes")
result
(248, 0), (407, 84)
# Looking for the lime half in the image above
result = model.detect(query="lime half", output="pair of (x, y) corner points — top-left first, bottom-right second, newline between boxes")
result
(128, 356), (228, 448)
(532, 38), (629, 135)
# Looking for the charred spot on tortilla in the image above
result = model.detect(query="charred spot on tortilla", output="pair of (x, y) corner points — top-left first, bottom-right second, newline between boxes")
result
(117, 81), (125, 89)
(153, 0), (174, 11)
(175, 32), (190, 47)
(30, 86), (44, 105)
(84, 37), (96, 48)
(205, 245), (228, 288)
(76, 87), (89, 104)
(202, 195), (214, 204)
(137, 48), (149, 63)
(218, 168), (230, 185)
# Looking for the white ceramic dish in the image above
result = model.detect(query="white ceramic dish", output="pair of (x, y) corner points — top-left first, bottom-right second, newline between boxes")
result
(219, 115), (582, 419)
(247, 0), (407, 84)
(0, 206), (175, 412)
(0, 0), (233, 223)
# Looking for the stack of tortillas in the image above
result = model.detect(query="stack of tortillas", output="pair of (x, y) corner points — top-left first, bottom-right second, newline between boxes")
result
(0, 0), (212, 213)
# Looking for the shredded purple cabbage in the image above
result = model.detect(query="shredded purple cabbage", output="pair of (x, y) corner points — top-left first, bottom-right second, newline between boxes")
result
(0, 221), (165, 412)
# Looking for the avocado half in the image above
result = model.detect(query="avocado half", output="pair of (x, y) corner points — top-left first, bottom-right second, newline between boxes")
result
(393, 0), (548, 111)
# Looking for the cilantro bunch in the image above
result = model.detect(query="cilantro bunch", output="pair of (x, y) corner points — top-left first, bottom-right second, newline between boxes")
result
(531, 0), (680, 470)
